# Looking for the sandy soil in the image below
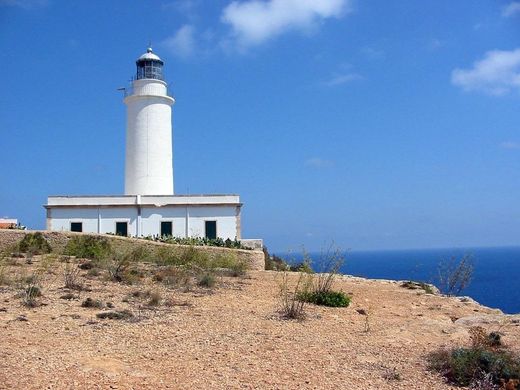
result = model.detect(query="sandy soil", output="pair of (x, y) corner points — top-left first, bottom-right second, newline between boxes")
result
(0, 256), (519, 389)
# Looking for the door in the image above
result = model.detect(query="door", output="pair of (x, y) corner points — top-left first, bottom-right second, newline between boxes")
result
(115, 222), (128, 236)
(205, 221), (217, 240)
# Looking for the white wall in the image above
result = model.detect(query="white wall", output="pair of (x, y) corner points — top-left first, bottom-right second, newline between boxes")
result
(47, 204), (240, 240)
(49, 208), (99, 233)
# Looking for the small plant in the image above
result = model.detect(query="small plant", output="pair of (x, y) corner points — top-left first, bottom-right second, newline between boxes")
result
(437, 254), (474, 296)
(279, 272), (312, 320)
(64, 263), (83, 290)
(469, 326), (501, 349)
(103, 249), (144, 284)
(299, 290), (350, 307)
(96, 310), (134, 320)
(21, 274), (42, 307)
(401, 280), (435, 294)
(18, 232), (52, 255)
(382, 367), (402, 381)
(312, 244), (345, 295)
(81, 297), (104, 309)
(197, 272), (216, 288)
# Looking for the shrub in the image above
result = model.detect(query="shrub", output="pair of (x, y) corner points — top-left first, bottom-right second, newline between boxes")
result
(103, 247), (146, 284)
(64, 236), (112, 261)
(153, 266), (192, 289)
(213, 253), (248, 276)
(155, 246), (181, 266)
(19, 272), (43, 307)
(428, 328), (520, 388)
(180, 246), (210, 268)
(312, 244), (345, 295)
(81, 297), (104, 309)
(197, 272), (216, 288)
(299, 290), (351, 307)
(149, 235), (249, 250)
(228, 260), (248, 277)
(437, 254), (474, 296)
(18, 232), (51, 255)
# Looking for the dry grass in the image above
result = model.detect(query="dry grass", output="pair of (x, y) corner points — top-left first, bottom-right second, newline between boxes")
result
(278, 272), (312, 320)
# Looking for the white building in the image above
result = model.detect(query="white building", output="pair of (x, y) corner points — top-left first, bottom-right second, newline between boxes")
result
(45, 47), (246, 241)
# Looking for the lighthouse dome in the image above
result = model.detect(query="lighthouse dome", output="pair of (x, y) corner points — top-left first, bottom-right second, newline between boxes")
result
(137, 47), (163, 63)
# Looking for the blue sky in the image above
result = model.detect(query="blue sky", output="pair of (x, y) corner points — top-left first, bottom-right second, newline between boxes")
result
(0, 0), (519, 252)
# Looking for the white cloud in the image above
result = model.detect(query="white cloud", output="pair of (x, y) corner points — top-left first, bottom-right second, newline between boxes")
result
(451, 48), (520, 95)
(162, 25), (196, 59)
(502, 2), (520, 17)
(321, 72), (362, 87)
(221, 0), (350, 48)
(0, 0), (48, 8)
(500, 141), (520, 150)
(305, 157), (334, 168)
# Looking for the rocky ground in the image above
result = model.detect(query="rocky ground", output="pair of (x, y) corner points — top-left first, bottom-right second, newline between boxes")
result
(0, 255), (519, 389)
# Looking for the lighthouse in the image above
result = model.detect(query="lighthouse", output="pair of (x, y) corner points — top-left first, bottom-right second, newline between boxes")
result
(124, 47), (175, 195)
(44, 46), (262, 249)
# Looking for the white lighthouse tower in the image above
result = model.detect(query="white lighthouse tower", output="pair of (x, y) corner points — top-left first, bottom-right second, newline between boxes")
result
(124, 47), (175, 195)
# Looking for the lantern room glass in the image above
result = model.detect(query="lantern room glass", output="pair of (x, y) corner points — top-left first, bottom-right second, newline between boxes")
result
(136, 59), (164, 81)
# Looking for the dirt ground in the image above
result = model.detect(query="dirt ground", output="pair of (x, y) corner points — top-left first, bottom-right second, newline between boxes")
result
(0, 256), (519, 389)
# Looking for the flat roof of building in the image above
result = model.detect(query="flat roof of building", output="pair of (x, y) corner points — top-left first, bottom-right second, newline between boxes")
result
(45, 194), (241, 208)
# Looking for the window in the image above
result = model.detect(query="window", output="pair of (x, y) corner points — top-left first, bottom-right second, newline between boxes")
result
(161, 221), (172, 237)
(70, 222), (82, 232)
(115, 222), (128, 236)
(205, 221), (217, 240)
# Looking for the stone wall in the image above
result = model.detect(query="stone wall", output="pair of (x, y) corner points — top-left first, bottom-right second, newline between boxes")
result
(0, 229), (265, 271)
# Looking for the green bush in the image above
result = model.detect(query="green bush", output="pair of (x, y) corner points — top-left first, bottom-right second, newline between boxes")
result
(64, 236), (112, 261)
(428, 347), (520, 387)
(18, 233), (51, 255)
(299, 290), (351, 307)
(428, 327), (520, 388)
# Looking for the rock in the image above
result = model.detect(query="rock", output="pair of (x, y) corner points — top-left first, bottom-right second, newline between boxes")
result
(455, 314), (520, 327)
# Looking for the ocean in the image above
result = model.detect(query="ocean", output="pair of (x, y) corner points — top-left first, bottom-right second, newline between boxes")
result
(287, 246), (520, 314)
